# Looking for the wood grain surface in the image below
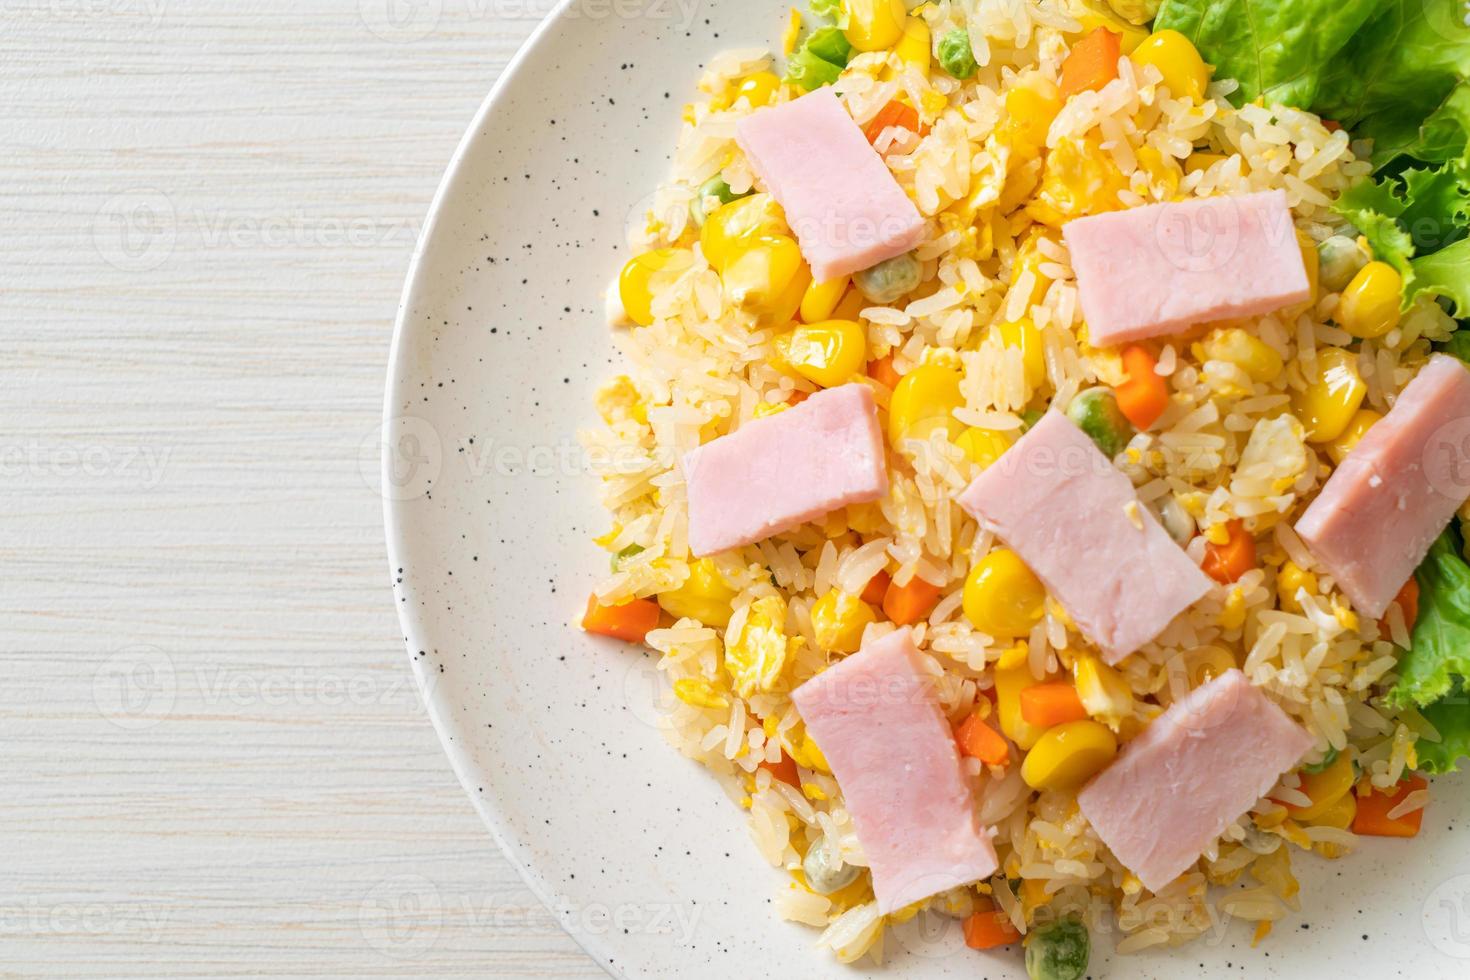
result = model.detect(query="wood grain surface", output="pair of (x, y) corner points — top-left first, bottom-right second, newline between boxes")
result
(1, 2), (603, 975)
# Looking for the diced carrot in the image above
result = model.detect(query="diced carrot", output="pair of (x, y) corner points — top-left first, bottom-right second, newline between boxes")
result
(1322, 119), (1342, 132)
(963, 898), (1021, 949)
(1060, 27), (1121, 97)
(861, 569), (892, 605)
(955, 714), (1010, 766)
(882, 575), (942, 626)
(760, 750), (801, 788)
(1019, 682), (1089, 727)
(868, 354), (902, 391)
(787, 389), (810, 406)
(864, 100), (926, 145)
(1114, 344), (1169, 430)
(1352, 774), (1428, 837)
(1381, 577), (1420, 635)
(1202, 519), (1256, 584)
(581, 593), (660, 642)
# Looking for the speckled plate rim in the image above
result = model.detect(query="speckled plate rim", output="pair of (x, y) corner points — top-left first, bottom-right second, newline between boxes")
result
(380, 3), (628, 976)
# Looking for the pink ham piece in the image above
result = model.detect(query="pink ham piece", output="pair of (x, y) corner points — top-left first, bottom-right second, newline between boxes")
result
(1296, 354), (1470, 619)
(956, 411), (1212, 663)
(1063, 190), (1310, 347)
(791, 627), (997, 913)
(682, 383), (887, 557)
(735, 88), (925, 282)
(1078, 669), (1313, 893)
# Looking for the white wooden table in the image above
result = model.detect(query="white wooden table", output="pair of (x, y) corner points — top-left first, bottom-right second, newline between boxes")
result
(1, 3), (601, 975)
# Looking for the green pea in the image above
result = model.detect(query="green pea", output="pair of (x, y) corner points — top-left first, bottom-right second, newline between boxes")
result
(1026, 917), (1089, 980)
(1066, 387), (1134, 458)
(1317, 235), (1368, 293)
(1020, 407), (1045, 432)
(938, 30), (978, 81)
(689, 176), (745, 227)
(853, 251), (922, 304)
(610, 543), (645, 572)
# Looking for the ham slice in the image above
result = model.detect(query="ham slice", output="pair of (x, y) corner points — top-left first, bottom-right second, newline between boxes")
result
(1063, 190), (1310, 347)
(682, 383), (887, 557)
(956, 411), (1212, 662)
(1296, 353), (1470, 618)
(1078, 669), (1314, 892)
(791, 628), (998, 913)
(735, 88), (926, 282)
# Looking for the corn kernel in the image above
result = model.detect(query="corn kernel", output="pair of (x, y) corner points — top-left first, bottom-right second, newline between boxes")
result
(1325, 408), (1382, 465)
(714, 70), (783, 111)
(753, 400), (790, 418)
(1002, 78), (1063, 157)
(1187, 645), (1238, 687)
(722, 234), (805, 312)
(844, 0), (906, 52)
(1020, 720), (1118, 793)
(995, 660), (1047, 750)
(658, 558), (737, 627)
(618, 248), (684, 326)
(1337, 260), (1403, 339)
(800, 275), (850, 323)
(811, 589), (877, 653)
(1202, 327), (1283, 383)
(888, 362), (965, 447)
(701, 193), (786, 271)
(1073, 654), (1134, 727)
(1131, 30), (1211, 102)
(956, 427), (1015, 469)
(1277, 561), (1318, 613)
(1219, 587), (1246, 630)
(1294, 348), (1367, 443)
(891, 16), (931, 78)
(1297, 231), (1320, 309)
(774, 319), (868, 388)
(993, 317), (1047, 390)
(963, 549), (1046, 639)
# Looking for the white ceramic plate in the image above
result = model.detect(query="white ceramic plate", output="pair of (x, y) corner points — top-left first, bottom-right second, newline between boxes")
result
(382, 2), (1470, 976)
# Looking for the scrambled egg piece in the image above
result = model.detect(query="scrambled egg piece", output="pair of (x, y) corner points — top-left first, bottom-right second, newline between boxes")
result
(724, 595), (802, 697)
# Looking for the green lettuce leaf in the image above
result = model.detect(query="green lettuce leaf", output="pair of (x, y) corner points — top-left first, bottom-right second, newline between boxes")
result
(1411, 237), (1470, 316)
(809, 0), (843, 21)
(1154, 0), (1380, 108)
(1373, 80), (1470, 166)
(1314, 0), (1470, 165)
(784, 26), (851, 91)
(1418, 679), (1470, 774)
(1388, 528), (1470, 709)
